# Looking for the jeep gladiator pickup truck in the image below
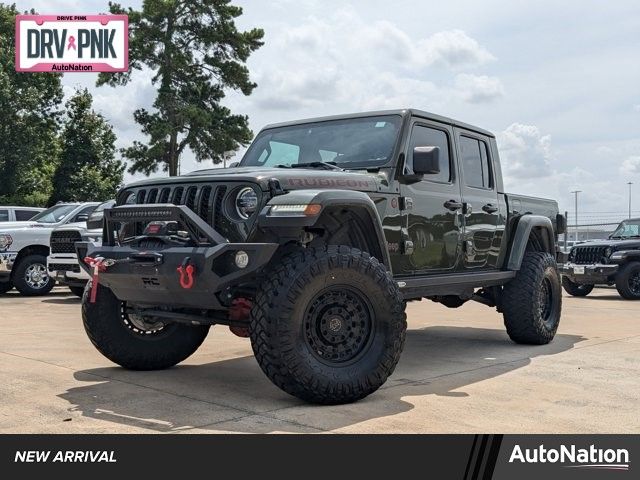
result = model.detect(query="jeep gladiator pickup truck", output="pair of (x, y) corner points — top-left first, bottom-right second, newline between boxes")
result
(78, 109), (565, 404)
(0, 202), (98, 295)
(561, 217), (640, 299)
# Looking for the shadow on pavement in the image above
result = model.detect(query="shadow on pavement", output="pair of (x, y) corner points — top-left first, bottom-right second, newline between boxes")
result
(41, 296), (81, 304)
(58, 326), (585, 433)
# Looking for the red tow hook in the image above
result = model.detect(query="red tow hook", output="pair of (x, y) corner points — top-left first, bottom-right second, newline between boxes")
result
(177, 257), (195, 289)
(84, 256), (108, 303)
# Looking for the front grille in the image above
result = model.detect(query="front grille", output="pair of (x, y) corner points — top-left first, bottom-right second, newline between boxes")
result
(573, 246), (607, 264)
(121, 183), (258, 243)
(49, 263), (80, 273)
(50, 230), (82, 254)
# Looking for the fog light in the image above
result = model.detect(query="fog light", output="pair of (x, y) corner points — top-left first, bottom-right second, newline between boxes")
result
(235, 251), (249, 269)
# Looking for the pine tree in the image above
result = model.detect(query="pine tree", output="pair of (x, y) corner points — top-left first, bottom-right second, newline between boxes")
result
(98, 0), (264, 176)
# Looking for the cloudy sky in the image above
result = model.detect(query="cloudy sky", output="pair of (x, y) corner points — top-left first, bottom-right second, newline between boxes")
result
(15, 0), (640, 220)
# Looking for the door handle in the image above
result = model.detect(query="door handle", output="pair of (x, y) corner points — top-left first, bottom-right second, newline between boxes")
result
(444, 200), (463, 211)
(482, 203), (499, 214)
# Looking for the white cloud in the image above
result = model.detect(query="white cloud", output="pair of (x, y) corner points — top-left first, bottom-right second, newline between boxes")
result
(454, 74), (504, 103)
(621, 156), (640, 175)
(419, 30), (496, 69)
(634, 104), (640, 112)
(498, 123), (553, 179)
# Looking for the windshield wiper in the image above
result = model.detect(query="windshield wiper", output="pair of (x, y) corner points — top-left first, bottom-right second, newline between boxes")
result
(289, 161), (342, 171)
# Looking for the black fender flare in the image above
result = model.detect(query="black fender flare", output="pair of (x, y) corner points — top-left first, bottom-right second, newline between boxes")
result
(258, 189), (391, 269)
(506, 215), (555, 270)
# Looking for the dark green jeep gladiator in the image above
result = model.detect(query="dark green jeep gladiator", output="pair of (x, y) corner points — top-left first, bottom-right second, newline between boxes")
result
(78, 109), (566, 404)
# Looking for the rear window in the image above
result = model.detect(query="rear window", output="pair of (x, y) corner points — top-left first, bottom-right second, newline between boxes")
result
(15, 209), (38, 221)
(0, 210), (8, 222)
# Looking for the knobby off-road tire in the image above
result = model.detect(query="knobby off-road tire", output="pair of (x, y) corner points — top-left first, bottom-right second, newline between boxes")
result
(82, 282), (210, 370)
(615, 261), (640, 300)
(0, 281), (13, 294)
(502, 252), (562, 345)
(12, 254), (55, 296)
(250, 245), (407, 405)
(561, 277), (594, 297)
(69, 285), (86, 298)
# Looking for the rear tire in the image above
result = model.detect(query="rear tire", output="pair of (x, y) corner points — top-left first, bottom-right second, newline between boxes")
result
(82, 282), (210, 370)
(615, 262), (640, 300)
(12, 254), (55, 296)
(69, 285), (86, 298)
(250, 245), (407, 405)
(561, 277), (594, 297)
(502, 252), (562, 345)
(0, 281), (13, 294)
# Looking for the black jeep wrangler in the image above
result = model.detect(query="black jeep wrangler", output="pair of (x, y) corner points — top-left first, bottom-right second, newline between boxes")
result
(561, 218), (640, 299)
(77, 109), (565, 404)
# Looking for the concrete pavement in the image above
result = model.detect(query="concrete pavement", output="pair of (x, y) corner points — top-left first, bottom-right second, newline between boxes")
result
(0, 286), (638, 433)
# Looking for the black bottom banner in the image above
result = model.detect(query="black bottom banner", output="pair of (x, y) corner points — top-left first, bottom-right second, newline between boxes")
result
(0, 434), (636, 479)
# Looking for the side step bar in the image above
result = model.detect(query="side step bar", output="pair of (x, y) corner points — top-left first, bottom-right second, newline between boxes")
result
(397, 271), (516, 299)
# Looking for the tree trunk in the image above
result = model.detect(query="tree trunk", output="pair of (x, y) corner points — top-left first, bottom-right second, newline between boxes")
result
(168, 130), (178, 176)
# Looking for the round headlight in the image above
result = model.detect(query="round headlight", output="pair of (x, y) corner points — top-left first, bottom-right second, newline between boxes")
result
(235, 187), (258, 219)
(125, 192), (137, 205)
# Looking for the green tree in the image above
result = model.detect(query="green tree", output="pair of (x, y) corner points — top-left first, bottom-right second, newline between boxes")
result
(0, 3), (63, 206)
(48, 89), (124, 205)
(98, 0), (264, 176)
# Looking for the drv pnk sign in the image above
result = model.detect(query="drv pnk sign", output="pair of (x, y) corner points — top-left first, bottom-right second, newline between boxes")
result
(15, 15), (128, 72)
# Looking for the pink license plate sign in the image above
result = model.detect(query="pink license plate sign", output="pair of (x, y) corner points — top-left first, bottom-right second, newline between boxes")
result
(15, 15), (128, 72)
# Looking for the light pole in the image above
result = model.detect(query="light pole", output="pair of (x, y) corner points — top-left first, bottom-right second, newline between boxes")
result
(628, 182), (633, 219)
(571, 190), (581, 242)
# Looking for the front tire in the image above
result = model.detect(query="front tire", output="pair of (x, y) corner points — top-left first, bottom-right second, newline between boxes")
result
(0, 281), (13, 294)
(615, 262), (640, 300)
(502, 252), (562, 345)
(12, 254), (55, 296)
(82, 282), (210, 370)
(562, 277), (594, 297)
(250, 245), (407, 405)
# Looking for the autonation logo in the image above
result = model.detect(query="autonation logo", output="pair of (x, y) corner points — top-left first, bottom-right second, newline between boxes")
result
(509, 444), (630, 471)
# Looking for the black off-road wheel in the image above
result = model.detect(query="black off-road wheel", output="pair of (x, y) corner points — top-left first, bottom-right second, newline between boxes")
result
(562, 277), (594, 297)
(0, 281), (13, 294)
(615, 262), (640, 300)
(502, 252), (562, 345)
(250, 245), (407, 405)
(82, 282), (210, 370)
(12, 254), (55, 296)
(69, 285), (86, 298)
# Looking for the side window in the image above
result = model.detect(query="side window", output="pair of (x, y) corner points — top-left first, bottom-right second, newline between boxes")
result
(15, 209), (38, 221)
(257, 141), (300, 167)
(0, 210), (9, 222)
(409, 125), (451, 183)
(460, 136), (492, 189)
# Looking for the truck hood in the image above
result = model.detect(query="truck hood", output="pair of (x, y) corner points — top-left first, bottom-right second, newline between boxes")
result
(125, 167), (384, 193)
(574, 239), (640, 249)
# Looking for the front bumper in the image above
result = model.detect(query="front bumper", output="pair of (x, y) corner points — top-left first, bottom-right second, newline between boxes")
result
(77, 203), (279, 310)
(0, 252), (18, 278)
(560, 262), (619, 284)
(79, 242), (277, 310)
(47, 253), (90, 286)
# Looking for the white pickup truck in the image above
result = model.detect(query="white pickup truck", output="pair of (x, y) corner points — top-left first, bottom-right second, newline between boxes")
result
(0, 202), (98, 296)
(47, 200), (114, 297)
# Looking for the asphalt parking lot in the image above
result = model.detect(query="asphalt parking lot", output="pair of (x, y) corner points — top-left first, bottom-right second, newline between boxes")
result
(0, 286), (638, 434)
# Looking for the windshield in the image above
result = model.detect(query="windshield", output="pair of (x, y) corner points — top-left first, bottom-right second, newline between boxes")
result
(610, 219), (640, 238)
(30, 204), (78, 224)
(240, 115), (402, 169)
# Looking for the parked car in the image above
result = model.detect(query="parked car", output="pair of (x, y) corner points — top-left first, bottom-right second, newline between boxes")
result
(0, 202), (99, 296)
(561, 217), (640, 299)
(47, 200), (115, 297)
(78, 109), (565, 405)
(0, 206), (44, 222)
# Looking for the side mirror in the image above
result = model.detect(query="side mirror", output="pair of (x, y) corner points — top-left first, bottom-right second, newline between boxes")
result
(413, 146), (440, 175)
(75, 213), (89, 222)
(86, 215), (103, 230)
(228, 161), (240, 168)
